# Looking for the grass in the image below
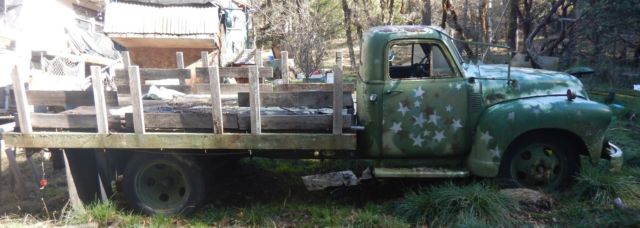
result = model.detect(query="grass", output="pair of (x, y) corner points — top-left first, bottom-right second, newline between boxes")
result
(572, 162), (640, 207)
(395, 182), (520, 226)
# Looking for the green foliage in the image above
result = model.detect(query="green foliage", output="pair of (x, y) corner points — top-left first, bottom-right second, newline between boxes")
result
(555, 199), (640, 227)
(395, 182), (520, 226)
(572, 162), (640, 207)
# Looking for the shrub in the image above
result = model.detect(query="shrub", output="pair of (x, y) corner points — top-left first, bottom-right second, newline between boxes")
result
(572, 164), (640, 207)
(395, 182), (520, 226)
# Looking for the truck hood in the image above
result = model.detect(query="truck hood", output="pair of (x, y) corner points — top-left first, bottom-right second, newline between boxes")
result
(464, 64), (587, 106)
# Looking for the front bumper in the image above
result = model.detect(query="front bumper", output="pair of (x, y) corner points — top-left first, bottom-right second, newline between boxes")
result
(602, 142), (623, 172)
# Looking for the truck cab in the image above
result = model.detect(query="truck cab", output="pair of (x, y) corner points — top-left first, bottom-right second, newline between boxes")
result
(356, 25), (623, 190)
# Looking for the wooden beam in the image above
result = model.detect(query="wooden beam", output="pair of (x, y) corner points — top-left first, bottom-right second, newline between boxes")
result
(195, 67), (274, 81)
(281, 51), (289, 84)
(128, 66), (145, 134)
(30, 113), (120, 129)
(237, 114), (352, 131)
(333, 51), (344, 134)
(176, 52), (184, 69)
(249, 53), (261, 134)
(4, 132), (358, 150)
(10, 66), (32, 133)
(27, 90), (119, 107)
(125, 113), (239, 130)
(194, 83), (273, 95)
(122, 51), (131, 68)
(201, 51), (209, 67)
(117, 85), (191, 94)
(114, 68), (190, 85)
(91, 66), (109, 133)
(63, 151), (84, 212)
(273, 83), (355, 92)
(237, 91), (354, 108)
(208, 67), (223, 133)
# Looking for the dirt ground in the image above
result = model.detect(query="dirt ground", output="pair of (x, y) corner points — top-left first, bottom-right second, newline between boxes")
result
(0, 149), (69, 221)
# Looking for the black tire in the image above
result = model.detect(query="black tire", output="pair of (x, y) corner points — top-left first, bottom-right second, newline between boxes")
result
(123, 153), (206, 215)
(498, 134), (579, 192)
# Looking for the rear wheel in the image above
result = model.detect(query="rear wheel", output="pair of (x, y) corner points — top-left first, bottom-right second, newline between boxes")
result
(123, 154), (206, 215)
(499, 134), (579, 191)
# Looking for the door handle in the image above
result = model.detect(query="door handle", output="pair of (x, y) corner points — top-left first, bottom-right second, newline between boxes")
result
(386, 90), (403, 94)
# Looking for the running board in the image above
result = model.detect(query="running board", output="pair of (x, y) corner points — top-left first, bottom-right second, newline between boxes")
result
(373, 167), (469, 178)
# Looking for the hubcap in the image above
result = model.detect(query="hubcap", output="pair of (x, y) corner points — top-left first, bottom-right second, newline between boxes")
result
(511, 143), (563, 189)
(135, 161), (190, 211)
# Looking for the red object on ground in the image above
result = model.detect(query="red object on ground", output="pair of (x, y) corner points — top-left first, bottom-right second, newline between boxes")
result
(40, 178), (48, 189)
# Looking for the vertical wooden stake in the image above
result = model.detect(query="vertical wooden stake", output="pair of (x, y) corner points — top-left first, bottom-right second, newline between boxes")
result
(128, 66), (145, 134)
(5, 148), (25, 192)
(201, 51), (209, 67)
(11, 66), (32, 133)
(249, 51), (261, 134)
(208, 66), (223, 134)
(281, 51), (289, 84)
(122, 51), (131, 69)
(91, 66), (109, 133)
(332, 52), (344, 134)
(176, 52), (184, 69)
(63, 150), (84, 212)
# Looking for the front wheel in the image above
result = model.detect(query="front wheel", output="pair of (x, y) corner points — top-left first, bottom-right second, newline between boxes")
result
(123, 153), (206, 215)
(498, 134), (579, 191)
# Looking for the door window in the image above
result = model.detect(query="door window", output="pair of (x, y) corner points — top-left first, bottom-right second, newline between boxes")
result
(388, 42), (455, 79)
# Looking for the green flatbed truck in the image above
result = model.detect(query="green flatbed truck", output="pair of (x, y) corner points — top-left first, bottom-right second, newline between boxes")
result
(3, 25), (622, 215)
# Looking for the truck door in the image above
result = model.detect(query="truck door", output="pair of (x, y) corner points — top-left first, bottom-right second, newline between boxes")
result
(381, 40), (469, 157)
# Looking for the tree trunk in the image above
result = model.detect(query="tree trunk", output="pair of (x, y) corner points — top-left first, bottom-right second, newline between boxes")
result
(463, 0), (468, 30)
(479, 0), (488, 43)
(388, 0), (395, 25)
(442, 0), (475, 57)
(506, 0), (518, 51)
(341, 0), (357, 67)
(421, 0), (432, 25)
(525, 0), (565, 68)
(380, 0), (386, 24)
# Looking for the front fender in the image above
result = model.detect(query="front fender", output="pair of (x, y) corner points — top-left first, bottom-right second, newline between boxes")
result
(467, 96), (612, 177)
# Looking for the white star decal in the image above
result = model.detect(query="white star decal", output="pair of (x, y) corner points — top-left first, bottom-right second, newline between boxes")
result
(427, 111), (441, 126)
(489, 145), (502, 157)
(531, 105), (541, 115)
(413, 86), (425, 98)
(480, 130), (493, 145)
(397, 103), (409, 116)
(446, 105), (453, 112)
(455, 84), (462, 90)
(507, 112), (515, 121)
(410, 133), (424, 147)
(423, 130), (431, 137)
(390, 122), (402, 133)
(413, 113), (427, 127)
(451, 119), (463, 132)
(414, 100), (421, 108)
(433, 130), (446, 143)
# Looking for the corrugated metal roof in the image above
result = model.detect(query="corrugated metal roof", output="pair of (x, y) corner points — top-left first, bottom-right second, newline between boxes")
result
(104, 2), (219, 35)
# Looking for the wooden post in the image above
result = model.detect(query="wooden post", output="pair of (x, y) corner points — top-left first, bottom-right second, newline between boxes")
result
(5, 148), (26, 192)
(176, 52), (184, 69)
(281, 51), (289, 84)
(91, 66), (109, 133)
(201, 51), (209, 67)
(63, 150), (84, 212)
(249, 51), (261, 134)
(333, 51), (344, 135)
(208, 66), (223, 134)
(11, 65), (32, 133)
(128, 66), (145, 134)
(122, 51), (131, 68)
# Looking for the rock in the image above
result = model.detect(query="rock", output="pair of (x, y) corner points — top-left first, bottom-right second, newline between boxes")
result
(500, 188), (555, 212)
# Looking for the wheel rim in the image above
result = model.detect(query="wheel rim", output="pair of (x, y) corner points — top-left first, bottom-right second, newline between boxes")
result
(134, 161), (190, 211)
(510, 143), (564, 189)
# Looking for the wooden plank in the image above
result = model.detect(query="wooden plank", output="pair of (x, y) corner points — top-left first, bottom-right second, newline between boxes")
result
(125, 113), (239, 130)
(117, 84), (191, 94)
(273, 83), (355, 92)
(27, 90), (119, 107)
(91, 66), (109, 133)
(194, 83), (273, 95)
(114, 68), (190, 85)
(122, 51), (131, 68)
(249, 53), (261, 134)
(333, 66), (343, 134)
(208, 67), (223, 133)
(11, 66), (32, 133)
(237, 91), (354, 108)
(281, 51), (289, 84)
(176, 52), (184, 69)
(129, 66), (145, 134)
(195, 67), (274, 81)
(4, 132), (358, 150)
(201, 51), (209, 67)
(237, 114), (352, 131)
(63, 150), (84, 212)
(30, 113), (120, 129)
